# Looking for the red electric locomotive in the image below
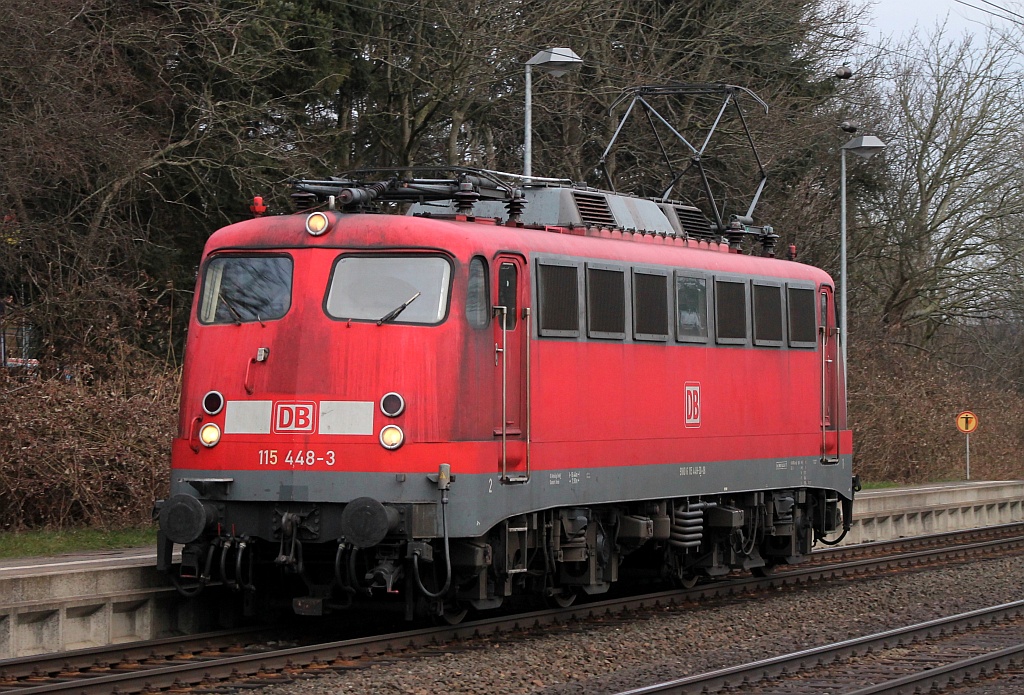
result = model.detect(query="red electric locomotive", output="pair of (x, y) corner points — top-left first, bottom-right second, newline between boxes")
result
(156, 163), (856, 620)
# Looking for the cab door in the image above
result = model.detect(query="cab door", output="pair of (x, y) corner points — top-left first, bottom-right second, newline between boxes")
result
(493, 255), (529, 482)
(820, 286), (840, 463)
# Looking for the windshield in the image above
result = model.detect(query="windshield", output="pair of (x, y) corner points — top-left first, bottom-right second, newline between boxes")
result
(198, 255), (292, 324)
(325, 256), (452, 324)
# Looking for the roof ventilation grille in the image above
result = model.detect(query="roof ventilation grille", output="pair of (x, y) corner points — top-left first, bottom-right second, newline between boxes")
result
(675, 206), (717, 240)
(572, 191), (616, 228)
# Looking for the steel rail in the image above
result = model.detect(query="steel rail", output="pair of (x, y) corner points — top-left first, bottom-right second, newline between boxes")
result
(616, 600), (1024, 695)
(4, 525), (1024, 693)
(847, 642), (1024, 694)
(814, 520), (1024, 560)
(0, 626), (269, 680)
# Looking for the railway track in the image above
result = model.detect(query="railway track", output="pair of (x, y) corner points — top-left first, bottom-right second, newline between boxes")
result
(619, 600), (1024, 694)
(2, 524), (1023, 694)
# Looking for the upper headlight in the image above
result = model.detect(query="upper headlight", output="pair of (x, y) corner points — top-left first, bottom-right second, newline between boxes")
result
(202, 390), (224, 416)
(305, 212), (331, 236)
(380, 392), (405, 418)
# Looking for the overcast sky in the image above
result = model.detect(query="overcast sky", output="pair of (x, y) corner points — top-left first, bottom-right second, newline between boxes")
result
(867, 0), (1013, 38)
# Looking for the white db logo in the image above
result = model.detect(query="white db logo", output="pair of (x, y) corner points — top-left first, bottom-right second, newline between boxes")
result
(684, 383), (701, 427)
(273, 402), (316, 433)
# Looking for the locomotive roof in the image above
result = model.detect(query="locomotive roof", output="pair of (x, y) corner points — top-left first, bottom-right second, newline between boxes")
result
(206, 202), (831, 287)
(286, 166), (786, 254)
(291, 167), (731, 238)
(406, 181), (712, 239)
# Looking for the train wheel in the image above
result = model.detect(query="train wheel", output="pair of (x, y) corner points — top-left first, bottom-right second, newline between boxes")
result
(548, 588), (577, 608)
(679, 574), (699, 589)
(440, 602), (469, 625)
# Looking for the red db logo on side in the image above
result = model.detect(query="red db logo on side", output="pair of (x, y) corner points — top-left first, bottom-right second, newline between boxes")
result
(684, 383), (701, 427)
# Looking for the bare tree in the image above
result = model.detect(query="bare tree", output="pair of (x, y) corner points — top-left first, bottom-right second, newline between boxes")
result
(0, 0), (348, 372)
(854, 26), (1024, 343)
(333, 0), (867, 268)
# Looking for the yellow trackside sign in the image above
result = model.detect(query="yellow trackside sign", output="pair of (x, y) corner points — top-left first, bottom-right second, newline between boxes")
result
(956, 411), (978, 434)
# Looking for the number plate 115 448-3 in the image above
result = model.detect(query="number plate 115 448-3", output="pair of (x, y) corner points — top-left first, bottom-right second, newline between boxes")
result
(258, 449), (336, 466)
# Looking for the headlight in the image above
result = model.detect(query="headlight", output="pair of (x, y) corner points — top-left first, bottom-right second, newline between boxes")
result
(380, 392), (405, 417)
(305, 211), (331, 236)
(379, 425), (404, 450)
(202, 390), (224, 415)
(199, 423), (222, 448)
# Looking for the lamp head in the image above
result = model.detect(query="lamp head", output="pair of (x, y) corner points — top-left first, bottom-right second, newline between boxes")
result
(842, 135), (887, 159)
(526, 48), (583, 77)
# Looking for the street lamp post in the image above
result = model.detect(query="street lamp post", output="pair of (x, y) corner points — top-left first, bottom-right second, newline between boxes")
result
(524, 48), (582, 178)
(840, 133), (886, 378)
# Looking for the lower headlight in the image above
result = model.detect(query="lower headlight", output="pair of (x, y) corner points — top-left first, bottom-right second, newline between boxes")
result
(199, 423), (222, 448)
(379, 425), (404, 450)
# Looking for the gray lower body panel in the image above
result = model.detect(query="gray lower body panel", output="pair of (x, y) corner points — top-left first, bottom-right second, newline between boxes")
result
(173, 452), (852, 539)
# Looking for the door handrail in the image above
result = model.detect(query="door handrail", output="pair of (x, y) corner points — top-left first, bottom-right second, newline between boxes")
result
(820, 321), (839, 465)
(494, 305), (508, 481)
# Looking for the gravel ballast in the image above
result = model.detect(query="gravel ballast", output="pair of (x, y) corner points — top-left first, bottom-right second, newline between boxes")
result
(255, 553), (1024, 694)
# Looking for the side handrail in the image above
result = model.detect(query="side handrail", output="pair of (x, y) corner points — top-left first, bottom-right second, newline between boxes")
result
(494, 305), (508, 481)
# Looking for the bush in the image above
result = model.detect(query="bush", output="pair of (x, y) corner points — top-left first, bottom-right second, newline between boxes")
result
(849, 342), (1024, 483)
(0, 365), (176, 530)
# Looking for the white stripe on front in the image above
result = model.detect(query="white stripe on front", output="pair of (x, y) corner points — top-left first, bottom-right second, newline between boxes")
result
(224, 400), (273, 434)
(319, 401), (374, 435)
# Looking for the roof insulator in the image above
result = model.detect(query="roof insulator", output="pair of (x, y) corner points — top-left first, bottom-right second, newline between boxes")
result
(453, 182), (480, 214)
(760, 225), (779, 258)
(726, 217), (746, 251)
(505, 188), (527, 223)
(290, 191), (317, 211)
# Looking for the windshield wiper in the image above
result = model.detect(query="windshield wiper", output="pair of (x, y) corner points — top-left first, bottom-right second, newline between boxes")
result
(377, 292), (421, 325)
(218, 294), (245, 325)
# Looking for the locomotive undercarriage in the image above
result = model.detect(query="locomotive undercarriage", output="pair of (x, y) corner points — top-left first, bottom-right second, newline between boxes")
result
(158, 486), (850, 621)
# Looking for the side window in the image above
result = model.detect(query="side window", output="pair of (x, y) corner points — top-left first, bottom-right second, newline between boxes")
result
(586, 264), (626, 339)
(787, 286), (817, 347)
(715, 278), (747, 344)
(752, 282), (783, 346)
(497, 262), (518, 330)
(466, 257), (489, 328)
(675, 273), (708, 343)
(633, 269), (669, 341)
(537, 261), (580, 337)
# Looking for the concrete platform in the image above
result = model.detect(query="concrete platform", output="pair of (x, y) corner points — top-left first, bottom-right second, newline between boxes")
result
(0, 549), (234, 659)
(844, 480), (1024, 545)
(0, 481), (1021, 658)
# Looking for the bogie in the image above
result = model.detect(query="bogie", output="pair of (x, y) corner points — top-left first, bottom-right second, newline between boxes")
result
(161, 487), (844, 619)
